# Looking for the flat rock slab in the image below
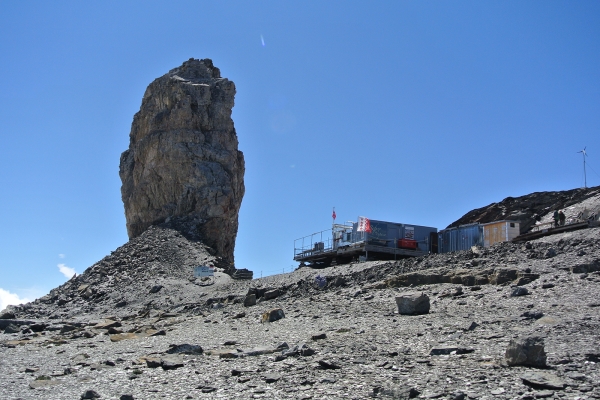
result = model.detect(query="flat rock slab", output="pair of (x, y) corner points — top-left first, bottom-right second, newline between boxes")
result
(160, 355), (184, 370)
(29, 379), (63, 389)
(109, 333), (138, 342)
(0, 319), (36, 329)
(317, 359), (341, 370)
(264, 373), (281, 383)
(94, 320), (122, 330)
(165, 343), (203, 355)
(243, 346), (278, 357)
(521, 371), (566, 390)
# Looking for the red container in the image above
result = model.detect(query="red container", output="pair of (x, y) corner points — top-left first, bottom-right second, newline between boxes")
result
(398, 239), (418, 249)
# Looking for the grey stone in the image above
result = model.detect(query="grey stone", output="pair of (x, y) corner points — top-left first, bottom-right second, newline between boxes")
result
(462, 321), (479, 331)
(511, 286), (529, 296)
(521, 371), (565, 390)
(264, 373), (281, 383)
(4, 323), (20, 334)
(160, 355), (184, 370)
(395, 292), (430, 315)
(317, 359), (341, 370)
(261, 308), (285, 323)
(373, 386), (420, 399)
(81, 390), (101, 399)
(244, 294), (256, 307)
(521, 310), (544, 320)
(544, 248), (557, 258)
(263, 289), (280, 300)
(29, 378), (62, 389)
(145, 358), (161, 368)
(165, 344), (203, 355)
(149, 285), (163, 294)
(0, 311), (15, 319)
(0, 319), (35, 329)
(506, 336), (547, 367)
(329, 276), (347, 287)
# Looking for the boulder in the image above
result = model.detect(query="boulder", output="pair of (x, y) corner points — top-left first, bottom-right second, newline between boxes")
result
(263, 289), (280, 300)
(261, 308), (285, 323)
(119, 58), (245, 271)
(0, 311), (16, 319)
(505, 336), (547, 367)
(395, 292), (430, 315)
(511, 286), (529, 297)
(243, 294), (256, 307)
(4, 323), (20, 334)
(81, 390), (101, 399)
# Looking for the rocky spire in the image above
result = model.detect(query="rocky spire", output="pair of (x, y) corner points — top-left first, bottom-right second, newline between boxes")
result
(119, 58), (245, 269)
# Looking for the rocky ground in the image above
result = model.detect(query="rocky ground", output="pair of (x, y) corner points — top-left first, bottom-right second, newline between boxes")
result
(2, 224), (599, 399)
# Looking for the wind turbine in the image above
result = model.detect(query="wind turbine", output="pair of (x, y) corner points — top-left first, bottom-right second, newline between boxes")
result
(577, 147), (588, 188)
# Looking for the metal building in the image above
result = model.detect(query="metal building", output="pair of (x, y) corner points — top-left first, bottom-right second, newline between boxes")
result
(438, 220), (521, 253)
(294, 218), (437, 266)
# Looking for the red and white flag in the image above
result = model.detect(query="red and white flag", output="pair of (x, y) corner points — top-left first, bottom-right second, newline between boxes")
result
(332, 208), (336, 220)
(357, 216), (372, 233)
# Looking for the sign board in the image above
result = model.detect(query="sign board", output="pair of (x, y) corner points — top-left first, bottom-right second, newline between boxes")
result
(404, 226), (415, 240)
(194, 265), (214, 278)
(357, 216), (372, 233)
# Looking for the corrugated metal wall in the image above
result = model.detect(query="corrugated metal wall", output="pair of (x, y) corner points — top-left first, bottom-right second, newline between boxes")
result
(438, 224), (483, 253)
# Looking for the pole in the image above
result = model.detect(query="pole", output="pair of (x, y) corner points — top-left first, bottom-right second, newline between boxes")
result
(583, 152), (587, 188)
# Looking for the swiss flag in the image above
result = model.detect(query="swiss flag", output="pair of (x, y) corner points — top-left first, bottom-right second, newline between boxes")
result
(332, 209), (336, 220)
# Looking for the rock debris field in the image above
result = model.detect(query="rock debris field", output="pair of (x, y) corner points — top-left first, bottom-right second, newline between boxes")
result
(2, 226), (600, 399)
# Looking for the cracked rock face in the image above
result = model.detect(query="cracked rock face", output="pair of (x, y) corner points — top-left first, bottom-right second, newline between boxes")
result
(119, 58), (245, 267)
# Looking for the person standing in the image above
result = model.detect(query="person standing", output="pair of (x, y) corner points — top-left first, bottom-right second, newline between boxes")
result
(559, 210), (566, 226)
(553, 210), (560, 228)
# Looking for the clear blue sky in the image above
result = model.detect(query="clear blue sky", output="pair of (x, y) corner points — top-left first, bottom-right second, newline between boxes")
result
(1, 1), (599, 308)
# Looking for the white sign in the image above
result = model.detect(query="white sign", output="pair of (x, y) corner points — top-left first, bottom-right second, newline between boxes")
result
(194, 265), (214, 277)
(404, 226), (415, 240)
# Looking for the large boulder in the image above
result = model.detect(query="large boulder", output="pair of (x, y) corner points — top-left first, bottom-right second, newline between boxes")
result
(505, 336), (547, 367)
(395, 292), (430, 315)
(119, 58), (245, 269)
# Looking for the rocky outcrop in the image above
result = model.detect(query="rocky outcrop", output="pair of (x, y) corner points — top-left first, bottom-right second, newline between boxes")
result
(119, 58), (244, 268)
(447, 186), (600, 234)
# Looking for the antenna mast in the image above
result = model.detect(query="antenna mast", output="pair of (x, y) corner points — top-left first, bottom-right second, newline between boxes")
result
(577, 147), (587, 188)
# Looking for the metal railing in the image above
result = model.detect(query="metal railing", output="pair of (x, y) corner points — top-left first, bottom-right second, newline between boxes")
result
(293, 229), (335, 258)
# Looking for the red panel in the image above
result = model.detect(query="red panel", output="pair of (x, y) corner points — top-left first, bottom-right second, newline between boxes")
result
(398, 239), (418, 249)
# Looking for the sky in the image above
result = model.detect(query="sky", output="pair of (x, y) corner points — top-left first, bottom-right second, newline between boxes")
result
(1, 1), (599, 310)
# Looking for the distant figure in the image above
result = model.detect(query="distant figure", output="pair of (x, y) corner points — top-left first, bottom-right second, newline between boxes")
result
(553, 210), (560, 227)
(315, 275), (327, 289)
(558, 210), (566, 226)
